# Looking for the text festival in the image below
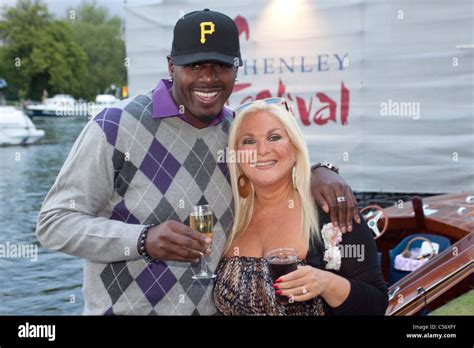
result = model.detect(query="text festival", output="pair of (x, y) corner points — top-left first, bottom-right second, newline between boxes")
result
(234, 56), (350, 127)
(234, 16), (350, 127)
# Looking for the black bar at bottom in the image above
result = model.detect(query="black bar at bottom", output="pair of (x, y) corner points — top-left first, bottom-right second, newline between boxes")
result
(0, 315), (471, 345)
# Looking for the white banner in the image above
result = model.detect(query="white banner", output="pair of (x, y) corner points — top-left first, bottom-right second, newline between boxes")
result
(124, 0), (474, 193)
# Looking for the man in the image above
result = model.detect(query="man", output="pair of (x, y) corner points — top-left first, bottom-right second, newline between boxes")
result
(36, 9), (359, 315)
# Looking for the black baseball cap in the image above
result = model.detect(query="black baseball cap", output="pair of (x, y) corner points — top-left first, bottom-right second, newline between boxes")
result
(170, 9), (243, 67)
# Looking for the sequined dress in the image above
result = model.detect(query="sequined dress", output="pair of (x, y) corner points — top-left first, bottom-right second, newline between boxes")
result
(213, 211), (389, 316)
(213, 256), (326, 315)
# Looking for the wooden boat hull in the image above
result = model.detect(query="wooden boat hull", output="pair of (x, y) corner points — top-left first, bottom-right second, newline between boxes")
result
(374, 193), (474, 316)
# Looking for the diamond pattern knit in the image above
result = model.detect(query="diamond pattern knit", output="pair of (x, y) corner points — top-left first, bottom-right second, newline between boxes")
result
(37, 91), (234, 315)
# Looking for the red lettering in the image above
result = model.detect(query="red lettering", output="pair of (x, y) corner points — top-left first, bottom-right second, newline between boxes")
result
(234, 16), (250, 41)
(296, 96), (312, 126)
(256, 90), (272, 100)
(233, 83), (251, 93)
(235, 79), (350, 126)
(314, 93), (337, 125)
(341, 82), (349, 125)
(277, 78), (285, 97)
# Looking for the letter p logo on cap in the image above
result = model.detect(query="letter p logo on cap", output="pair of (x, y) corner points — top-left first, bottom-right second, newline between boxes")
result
(170, 10), (242, 66)
(200, 21), (215, 43)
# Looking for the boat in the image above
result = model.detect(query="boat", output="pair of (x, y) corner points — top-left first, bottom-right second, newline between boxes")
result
(89, 94), (120, 117)
(95, 94), (119, 106)
(27, 94), (77, 117)
(0, 106), (45, 146)
(27, 94), (120, 119)
(362, 193), (473, 315)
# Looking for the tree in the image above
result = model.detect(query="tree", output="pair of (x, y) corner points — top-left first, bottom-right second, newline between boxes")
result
(67, 1), (127, 99)
(0, 0), (90, 100)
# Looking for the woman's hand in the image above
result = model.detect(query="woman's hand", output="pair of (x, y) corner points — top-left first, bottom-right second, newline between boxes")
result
(274, 265), (351, 307)
(273, 265), (329, 302)
(311, 167), (361, 233)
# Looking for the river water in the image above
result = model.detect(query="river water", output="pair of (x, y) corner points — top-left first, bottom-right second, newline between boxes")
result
(0, 116), (87, 315)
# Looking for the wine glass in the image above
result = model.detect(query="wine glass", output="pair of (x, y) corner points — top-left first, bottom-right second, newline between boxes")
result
(265, 248), (298, 304)
(189, 205), (216, 280)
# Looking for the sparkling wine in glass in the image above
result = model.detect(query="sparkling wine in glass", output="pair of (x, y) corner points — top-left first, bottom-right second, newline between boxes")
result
(189, 205), (216, 280)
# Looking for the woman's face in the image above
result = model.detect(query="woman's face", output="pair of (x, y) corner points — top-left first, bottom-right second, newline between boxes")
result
(236, 110), (296, 190)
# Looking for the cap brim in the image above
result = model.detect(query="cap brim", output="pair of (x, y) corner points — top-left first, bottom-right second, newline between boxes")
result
(171, 52), (243, 67)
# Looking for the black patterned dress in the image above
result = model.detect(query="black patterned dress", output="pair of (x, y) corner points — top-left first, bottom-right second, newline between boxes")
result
(213, 210), (389, 316)
(213, 256), (326, 315)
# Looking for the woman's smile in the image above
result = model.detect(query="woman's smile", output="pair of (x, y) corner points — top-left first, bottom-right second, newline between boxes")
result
(254, 160), (278, 170)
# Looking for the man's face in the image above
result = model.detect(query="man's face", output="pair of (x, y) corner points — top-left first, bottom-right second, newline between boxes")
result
(168, 59), (237, 124)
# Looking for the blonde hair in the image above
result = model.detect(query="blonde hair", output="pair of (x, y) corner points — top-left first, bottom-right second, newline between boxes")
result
(225, 100), (319, 253)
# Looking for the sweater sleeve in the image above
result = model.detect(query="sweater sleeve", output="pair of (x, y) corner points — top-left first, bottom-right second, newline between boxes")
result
(36, 119), (145, 263)
(317, 212), (389, 315)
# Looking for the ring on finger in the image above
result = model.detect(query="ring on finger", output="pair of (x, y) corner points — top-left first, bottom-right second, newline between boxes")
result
(336, 196), (346, 203)
(301, 286), (308, 295)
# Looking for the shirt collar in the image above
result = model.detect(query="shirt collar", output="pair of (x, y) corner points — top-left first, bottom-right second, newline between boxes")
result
(151, 79), (232, 127)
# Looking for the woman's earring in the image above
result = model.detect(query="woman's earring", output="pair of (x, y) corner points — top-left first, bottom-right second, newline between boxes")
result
(235, 77), (239, 82)
(292, 166), (297, 190)
(238, 174), (251, 198)
(168, 76), (173, 82)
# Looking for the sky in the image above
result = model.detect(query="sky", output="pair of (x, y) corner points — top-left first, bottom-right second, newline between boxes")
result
(0, 0), (160, 19)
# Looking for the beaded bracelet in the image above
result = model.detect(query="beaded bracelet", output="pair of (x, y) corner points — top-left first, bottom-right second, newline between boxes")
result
(138, 224), (155, 261)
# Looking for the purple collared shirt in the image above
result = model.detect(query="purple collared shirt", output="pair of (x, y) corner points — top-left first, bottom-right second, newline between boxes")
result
(151, 79), (233, 127)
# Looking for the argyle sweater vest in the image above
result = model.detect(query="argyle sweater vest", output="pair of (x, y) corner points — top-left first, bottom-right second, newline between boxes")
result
(36, 92), (234, 315)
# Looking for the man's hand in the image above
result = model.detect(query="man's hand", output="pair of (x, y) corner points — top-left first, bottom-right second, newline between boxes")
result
(141, 220), (211, 262)
(311, 167), (361, 233)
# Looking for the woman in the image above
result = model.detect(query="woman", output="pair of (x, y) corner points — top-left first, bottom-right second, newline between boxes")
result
(213, 99), (388, 315)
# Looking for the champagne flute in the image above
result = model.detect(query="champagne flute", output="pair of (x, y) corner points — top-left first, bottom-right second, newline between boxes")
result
(189, 205), (216, 280)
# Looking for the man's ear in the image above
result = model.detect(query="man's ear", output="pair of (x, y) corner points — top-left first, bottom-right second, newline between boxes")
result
(167, 56), (174, 77)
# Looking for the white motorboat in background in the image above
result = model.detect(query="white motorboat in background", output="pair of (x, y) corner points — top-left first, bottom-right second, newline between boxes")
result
(27, 94), (76, 117)
(26, 94), (120, 118)
(89, 94), (120, 117)
(0, 106), (45, 146)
